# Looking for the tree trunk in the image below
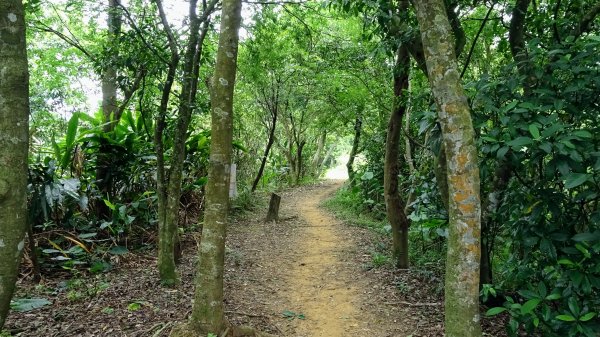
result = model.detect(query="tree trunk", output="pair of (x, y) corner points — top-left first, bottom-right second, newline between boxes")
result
(346, 114), (362, 186)
(96, 0), (122, 217)
(0, 0), (29, 329)
(414, 1), (482, 337)
(154, 0), (180, 285)
(509, 0), (534, 94)
(185, 0), (242, 335)
(311, 132), (326, 176)
(266, 193), (281, 222)
(155, 0), (213, 285)
(251, 109), (277, 192)
(384, 40), (411, 269)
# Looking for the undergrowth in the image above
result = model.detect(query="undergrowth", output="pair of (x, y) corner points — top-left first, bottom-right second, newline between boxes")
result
(323, 184), (445, 273)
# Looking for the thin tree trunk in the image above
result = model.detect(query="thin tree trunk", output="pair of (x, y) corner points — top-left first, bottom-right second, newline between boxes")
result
(347, 113), (362, 186)
(384, 38), (411, 269)
(184, 0), (243, 335)
(96, 0), (122, 216)
(154, 0), (180, 285)
(251, 109), (277, 192)
(155, 0), (215, 285)
(414, 1), (482, 336)
(311, 132), (326, 175)
(509, 0), (534, 94)
(0, 0), (29, 329)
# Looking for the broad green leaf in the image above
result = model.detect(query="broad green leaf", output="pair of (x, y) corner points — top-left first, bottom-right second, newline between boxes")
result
(361, 171), (374, 180)
(529, 124), (540, 139)
(108, 246), (129, 255)
(545, 293), (561, 300)
(572, 130), (592, 139)
(564, 173), (591, 189)
(539, 142), (552, 153)
(10, 298), (52, 312)
(521, 299), (541, 315)
(502, 100), (518, 112)
(486, 307), (507, 316)
(556, 314), (576, 322)
(572, 231), (600, 242)
(496, 146), (509, 159)
(507, 136), (533, 148)
(61, 113), (80, 168)
(579, 312), (596, 322)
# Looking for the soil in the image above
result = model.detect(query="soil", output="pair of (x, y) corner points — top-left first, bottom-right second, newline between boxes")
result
(4, 181), (506, 336)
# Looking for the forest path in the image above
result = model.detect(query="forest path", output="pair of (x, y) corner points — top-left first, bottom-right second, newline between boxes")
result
(281, 181), (363, 336)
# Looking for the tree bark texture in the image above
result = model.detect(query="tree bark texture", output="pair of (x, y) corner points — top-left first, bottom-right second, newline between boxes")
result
(251, 107), (277, 192)
(414, 1), (482, 337)
(155, 0), (214, 285)
(96, 0), (122, 215)
(266, 193), (281, 222)
(509, 0), (534, 94)
(188, 0), (242, 334)
(0, 0), (29, 329)
(384, 41), (411, 269)
(346, 113), (362, 186)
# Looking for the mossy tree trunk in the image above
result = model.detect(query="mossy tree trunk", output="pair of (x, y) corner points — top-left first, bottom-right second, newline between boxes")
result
(414, 1), (482, 337)
(384, 31), (411, 269)
(185, 0), (242, 335)
(0, 0), (29, 329)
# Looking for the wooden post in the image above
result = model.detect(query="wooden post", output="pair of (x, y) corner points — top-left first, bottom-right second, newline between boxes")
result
(266, 193), (281, 222)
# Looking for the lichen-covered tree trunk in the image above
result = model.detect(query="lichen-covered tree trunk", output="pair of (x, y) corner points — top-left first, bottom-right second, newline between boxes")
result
(414, 1), (482, 337)
(0, 0), (29, 329)
(181, 0), (242, 335)
(384, 41), (411, 269)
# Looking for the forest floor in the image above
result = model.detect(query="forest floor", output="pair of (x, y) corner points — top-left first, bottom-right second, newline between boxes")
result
(5, 180), (505, 336)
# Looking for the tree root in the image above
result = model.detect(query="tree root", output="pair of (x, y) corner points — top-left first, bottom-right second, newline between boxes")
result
(168, 319), (277, 337)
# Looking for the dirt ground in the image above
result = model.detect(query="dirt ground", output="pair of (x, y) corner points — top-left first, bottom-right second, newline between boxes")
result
(4, 181), (505, 336)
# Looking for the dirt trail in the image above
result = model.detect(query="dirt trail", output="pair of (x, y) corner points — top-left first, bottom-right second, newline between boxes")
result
(279, 182), (380, 337)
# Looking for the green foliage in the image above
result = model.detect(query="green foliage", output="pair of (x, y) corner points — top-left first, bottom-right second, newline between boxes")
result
(473, 34), (600, 336)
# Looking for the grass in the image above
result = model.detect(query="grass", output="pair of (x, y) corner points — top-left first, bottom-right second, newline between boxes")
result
(322, 185), (388, 232)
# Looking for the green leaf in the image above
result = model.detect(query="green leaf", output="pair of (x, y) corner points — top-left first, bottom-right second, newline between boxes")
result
(507, 136), (533, 148)
(361, 171), (374, 180)
(521, 299), (541, 315)
(572, 130), (592, 139)
(556, 314), (576, 322)
(545, 293), (561, 300)
(10, 298), (52, 312)
(127, 302), (141, 311)
(564, 173), (591, 189)
(502, 100), (518, 112)
(579, 312), (596, 322)
(572, 231), (600, 242)
(496, 146), (509, 159)
(103, 199), (116, 211)
(558, 258), (575, 266)
(529, 124), (540, 139)
(108, 246), (129, 255)
(61, 113), (80, 168)
(539, 142), (552, 153)
(486, 307), (507, 316)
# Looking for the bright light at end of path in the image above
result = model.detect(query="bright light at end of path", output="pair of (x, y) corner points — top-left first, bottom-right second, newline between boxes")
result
(324, 154), (349, 180)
